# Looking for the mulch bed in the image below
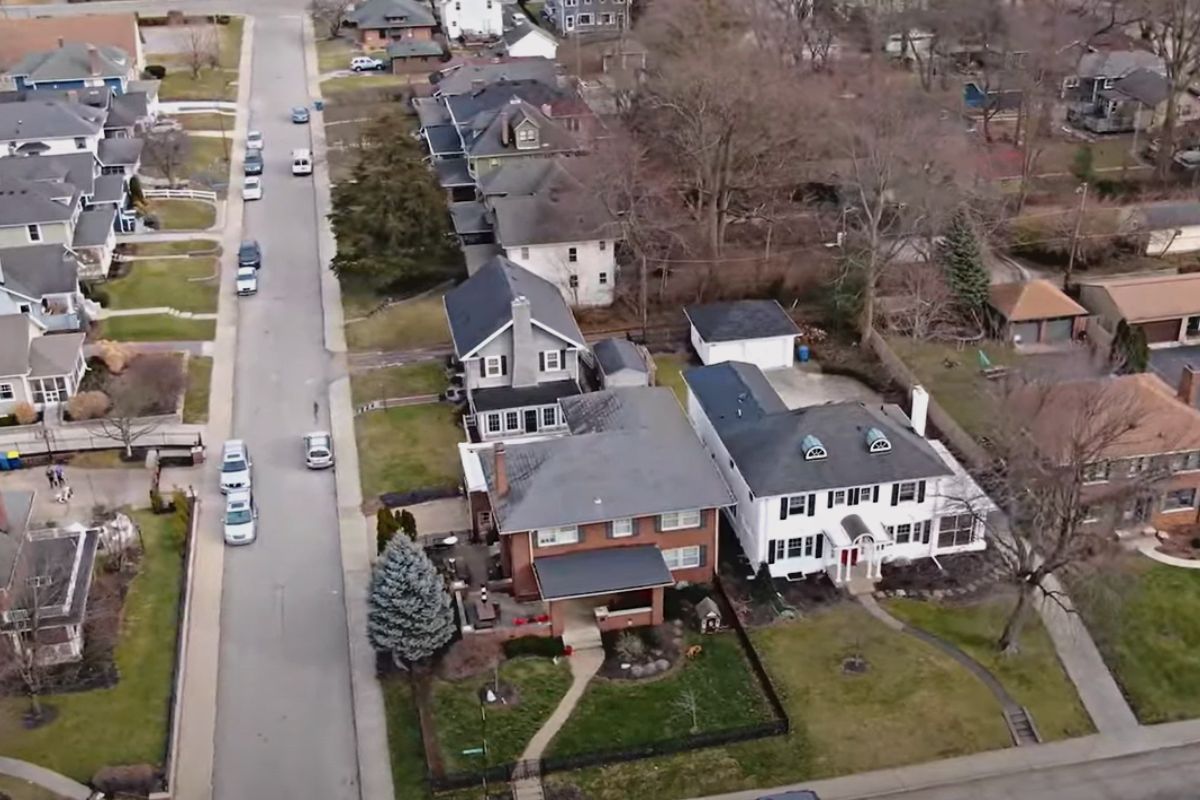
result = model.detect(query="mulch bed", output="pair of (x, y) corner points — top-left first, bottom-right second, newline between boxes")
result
(876, 552), (999, 600)
(597, 622), (684, 681)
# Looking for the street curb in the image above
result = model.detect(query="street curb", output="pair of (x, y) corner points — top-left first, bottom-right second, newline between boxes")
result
(303, 15), (397, 800)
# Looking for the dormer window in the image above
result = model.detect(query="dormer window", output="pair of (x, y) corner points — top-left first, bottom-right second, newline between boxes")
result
(865, 427), (892, 454)
(801, 434), (826, 461)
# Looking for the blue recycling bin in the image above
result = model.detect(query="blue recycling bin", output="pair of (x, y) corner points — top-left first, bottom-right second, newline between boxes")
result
(797, 344), (811, 363)
(314, 99), (324, 112)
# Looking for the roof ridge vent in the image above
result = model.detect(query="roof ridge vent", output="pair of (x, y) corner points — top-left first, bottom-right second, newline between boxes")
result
(801, 434), (827, 461)
(865, 427), (892, 454)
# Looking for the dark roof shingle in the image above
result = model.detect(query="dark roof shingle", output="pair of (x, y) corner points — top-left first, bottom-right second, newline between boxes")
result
(685, 300), (800, 343)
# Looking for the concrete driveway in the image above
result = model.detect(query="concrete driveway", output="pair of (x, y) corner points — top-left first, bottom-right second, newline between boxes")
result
(764, 364), (881, 410)
(212, 13), (358, 800)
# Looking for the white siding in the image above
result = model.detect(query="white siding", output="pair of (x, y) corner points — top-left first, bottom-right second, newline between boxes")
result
(440, 0), (503, 37)
(504, 240), (615, 307)
(693, 331), (795, 370)
(1147, 225), (1200, 256)
(506, 29), (559, 59)
(0, 132), (101, 159)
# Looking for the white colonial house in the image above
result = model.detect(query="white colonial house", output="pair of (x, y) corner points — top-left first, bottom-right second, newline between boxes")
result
(684, 361), (993, 584)
(439, 0), (503, 39)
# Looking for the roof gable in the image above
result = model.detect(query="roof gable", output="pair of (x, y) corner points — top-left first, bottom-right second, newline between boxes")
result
(685, 300), (800, 343)
(988, 279), (1088, 322)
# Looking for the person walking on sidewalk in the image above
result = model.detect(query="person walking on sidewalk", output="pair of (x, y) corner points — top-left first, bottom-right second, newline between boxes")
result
(54, 463), (64, 487)
(46, 465), (56, 489)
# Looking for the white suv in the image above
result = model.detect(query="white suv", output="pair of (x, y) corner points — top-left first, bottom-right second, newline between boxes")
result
(350, 56), (384, 71)
(219, 440), (252, 493)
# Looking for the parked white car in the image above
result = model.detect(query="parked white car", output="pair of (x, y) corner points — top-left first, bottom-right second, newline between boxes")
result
(223, 490), (257, 545)
(303, 431), (335, 469)
(246, 130), (264, 150)
(236, 266), (258, 296)
(219, 439), (252, 493)
(242, 176), (263, 201)
(350, 55), (385, 71)
(291, 148), (313, 176)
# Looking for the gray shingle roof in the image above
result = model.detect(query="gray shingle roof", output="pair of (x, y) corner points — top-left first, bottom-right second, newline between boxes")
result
(1112, 68), (1169, 106)
(0, 179), (77, 226)
(0, 314), (32, 376)
(97, 137), (142, 167)
(593, 338), (647, 376)
(1140, 201), (1200, 230)
(387, 39), (443, 59)
(347, 0), (436, 29)
(449, 200), (492, 235)
(491, 185), (616, 247)
(9, 43), (130, 82)
(684, 300), (800, 343)
(482, 387), (733, 531)
(73, 207), (115, 247)
(467, 99), (580, 160)
(424, 124), (463, 157)
(29, 331), (84, 377)
(533, 545), (673, 601)
(443, 255), (585, 356)
(0, 244), (79, 299)
(0, 99), (104, 140)
(106, 91), (150, 129)
(684, 362), (951, 496)
(434, 157), (472, 188)
(445, 80), (565, 132)
(501, 24), (557, 49)
(1076, 48), (1162, 79)
(434, 58), (558, 97)
(0, 490), (34, 586)
(0, 151), (96, 196)
(91, 173), (125, 204)
(471, 380), (581, 412)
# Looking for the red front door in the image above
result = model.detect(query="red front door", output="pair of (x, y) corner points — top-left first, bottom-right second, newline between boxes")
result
(840, 547), (859, 567)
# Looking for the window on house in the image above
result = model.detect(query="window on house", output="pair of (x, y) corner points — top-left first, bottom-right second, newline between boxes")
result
(1164, 487), (1198, 511)
(26, 224), (41, 243)
(1103, 77), (1115, 89)
(937, 513), (975, 548)
(601, 12), (614, 23)
(1127, 457), (1148, 476)
(787, 537), (804, 558)
(565, 14), (576, 28)
(896, 481), (918, 502)
(74, 137), (86, 149)
(659, 509), (702, 530)
(578, 12), (593, 23)
(484, 356), (504, 377)
(831, 489), (846, 506)
(786, 494), (809, 516)
(1080, 504), (1100, 523)
(894, 523), (913, 544)
(542, 406), (557, 427)
(536, 525), (579, 547)
(568, 274), (579, 288)
(598, 272), (608, 285)
(0, 383), (13, 401)
(1187, 315), (1200, 336)
(615, 12), (624, 24)
(568, 247), (578, 263)
(486, 413), (501, 434)
(504, 410), (520, 431)
(477, 510), (493, 530)
(520, 246), (529, 259)
(611, 518), (634, 538)
(1175, 451), (1200, 472)
(662, 545), (701, 570)
(599, 240), (607, 251)
(565, 0), (577, 6)
(1083, 461), (1111, 483)
(542, 350), (562, 371)
(18, 303), (31, 314)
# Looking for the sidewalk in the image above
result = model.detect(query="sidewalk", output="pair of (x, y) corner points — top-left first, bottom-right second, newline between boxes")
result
(0, 757), (92, 800)
(1, 464), (201, 523)
(520, 648), (604, 762)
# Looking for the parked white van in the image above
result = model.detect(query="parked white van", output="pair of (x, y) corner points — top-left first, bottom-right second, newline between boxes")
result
(292, 148), (313, 176)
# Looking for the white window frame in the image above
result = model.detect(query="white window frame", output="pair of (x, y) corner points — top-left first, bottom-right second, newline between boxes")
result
(485, 413), (501, 434)
(601, 11), (614, 23)
(1163, 487), (1197, 512)
(1175, 451), (1200, 472)
(565, 13), (576, 29)
(1083, 461), (1111, 483)
(536, 525), (580, 547)
(520, 246), (530, 259)
(484, 355), (503, 377)
(577, 11), (593, 23)
(831, 489), (846, 506)
(894, 523), (913, 544)
(26, 224), (41, 243)
(543, 350), (562, 371)
(896, 481), (918, 502)
(611, 518), (634, 538)
(542, 406), (557, 427)
(786, 494), (808, 516)
(659, 509), (702, 531)
(663, 545), (701, 570)
(0, 382), (13, 401)
(504, 411), (520, 431)
(568, 246), (578, 263)
(598, 271), (608, 285)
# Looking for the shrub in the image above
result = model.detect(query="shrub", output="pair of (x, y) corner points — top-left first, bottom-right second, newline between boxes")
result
(398, 508), (417, 541)
(84, 284), (110, 307)
(145, 64), (168, 79)
(93, 764), (160, 796)
(503, 636), (565, 659)
(149, 487), (164, 514)
(614, 631), (646, 662)
(98, 340), (133, 373)
(67, 390), (111, 421)
(376, 507), (399, 554)
(12, 402), (36, 425)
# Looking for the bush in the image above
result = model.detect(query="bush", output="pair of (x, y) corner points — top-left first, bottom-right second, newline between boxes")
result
(98, 340), (133, 373)
(144, 64), (167, 79)
(93, 764), (160, 796)
(67, 390), (111, 421)
(503, 636), (566, 659)
(84, 283), (110, 307)
(0, 414), (16, 428)
(614, 631), (646, 662)
(376, 507), (399, 554)
(13, 402), (36, 425)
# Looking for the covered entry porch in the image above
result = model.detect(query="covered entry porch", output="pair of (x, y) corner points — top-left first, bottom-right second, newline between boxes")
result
(826, 514), (893, 585)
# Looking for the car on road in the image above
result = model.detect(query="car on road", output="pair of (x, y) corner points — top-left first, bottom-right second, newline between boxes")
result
(220, 440), (252, 493)
(238, 240), (262, 268)
(246, 129), (264, 150)
(223, 490), (258, 545)
(292, 148), (313, 176)
(244, 149), (264, 175)
(1175, 149), (1200, 169)
(291, 105), (310, 124)
(350, 55), (385, 71)
(236, 266), (258, 296)
(303, 431), (335, 469)
(242, 176), (263, 201)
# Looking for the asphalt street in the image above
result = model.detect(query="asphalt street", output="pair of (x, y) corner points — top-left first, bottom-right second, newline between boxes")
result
(212, 11), (359, 800)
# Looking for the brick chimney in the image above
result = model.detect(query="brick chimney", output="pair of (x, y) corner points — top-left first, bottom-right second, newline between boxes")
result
(87, 44), (101, 77)
(493, 444), (508, 497)
(1179, 365), (1199, 407)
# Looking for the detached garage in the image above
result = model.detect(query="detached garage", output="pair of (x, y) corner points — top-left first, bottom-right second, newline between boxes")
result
(685, 300), (800, 370)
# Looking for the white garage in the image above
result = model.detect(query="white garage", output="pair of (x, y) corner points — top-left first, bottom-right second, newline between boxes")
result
(1142, 202), (1200, 256)
(685, 300), (800, 371)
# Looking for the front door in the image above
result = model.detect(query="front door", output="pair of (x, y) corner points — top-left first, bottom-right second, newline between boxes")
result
(839, 547), (859, 567)
(524, 409), (539, 433)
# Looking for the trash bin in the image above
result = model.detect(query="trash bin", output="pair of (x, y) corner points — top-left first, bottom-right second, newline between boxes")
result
(314, 99), (324, 112)
(797, 344), (811, 363)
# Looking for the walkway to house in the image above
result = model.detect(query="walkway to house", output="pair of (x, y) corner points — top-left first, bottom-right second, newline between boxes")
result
(0, 464), (203, 523)
(0, 756), (93, 800)
(1128, 535), (1200, 569)
(84, 341), (214, 357)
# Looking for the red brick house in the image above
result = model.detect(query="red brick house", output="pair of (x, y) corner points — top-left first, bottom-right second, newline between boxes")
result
(344, 0), (438, 49)
(474, 387), (733, 641)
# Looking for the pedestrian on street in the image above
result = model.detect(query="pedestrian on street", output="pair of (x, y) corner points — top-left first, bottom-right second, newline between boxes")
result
(45, 465), (56, 489)
(54, 463), (64, 486)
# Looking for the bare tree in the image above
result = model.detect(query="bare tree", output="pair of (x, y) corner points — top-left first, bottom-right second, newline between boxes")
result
(181, 24), (219, 79)
(1137, 0), (1200, 179)
(673, 688), (702, 734)
(94, 354), (185, 458)
(6, 542), (77, 724)
(311, 0), (355, 39)
(142, 129), (192, 189)
(748, 0), (842, 72)
(883, 262), (959, 338)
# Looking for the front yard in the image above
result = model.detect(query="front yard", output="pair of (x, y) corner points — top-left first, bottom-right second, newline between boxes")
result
(105, 258), (218, 314)
(320, 73), (413, 96)
(96, 315), (216, 343)
(150, 17), (243, 102)
(1072, 555), (1200, 723)
(174, 112), (234, 132)
(380, 676), (428, 798)
(0, 510), (185, 781)
(183, 356), (213, 424)
(344, 291), (452, 352)
(350, 362), (448, 406)
(353, 404), (463, 501)
(145, 198), (217, 232)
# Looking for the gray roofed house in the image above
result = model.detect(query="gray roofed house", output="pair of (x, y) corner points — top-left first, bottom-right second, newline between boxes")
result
(29, 331), (86, 377)
(466, 98), (582, 163)
(91, 173), (126, 205)
(0, 99), (104, 142)
(72, 207), (115, 248)
(1111, 68), (1169, 107)
(471, 379), (581, 412)
(0, 490), (35, 587)
(533, 545), (673, 601)
(0, 244), (79, 298)
(423, 124), (463, 158)
(0, 314), (87, 415)
(105, 90), (151, 132)
(97, 137), (143, 169)
(433, 57), (558, 97)
(1075, 48), (1163, 80)
(477, 156), (591, 198)
(387, 39), (444, 59)
(8, 43), (133, 85)
(435, 157), (473, 190)
(0, 151), (96, 196)
(490, 180), (616, 247)
(414, 96), (452, 128)
(346, 0), (437, 30)
(0, 314), (33, 378)
(0, 179), (78, 226)
(449, 200), (492, 237)
(445, 80), (565, 133)
(685, 300), (800, 343)
(593, 338), (650, 388)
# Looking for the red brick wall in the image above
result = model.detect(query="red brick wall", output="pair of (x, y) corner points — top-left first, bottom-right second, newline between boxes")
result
(1152, 473), (1200, 530)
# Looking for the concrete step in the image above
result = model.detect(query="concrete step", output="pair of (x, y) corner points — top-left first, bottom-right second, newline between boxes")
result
(1005, 707), (1041, 746)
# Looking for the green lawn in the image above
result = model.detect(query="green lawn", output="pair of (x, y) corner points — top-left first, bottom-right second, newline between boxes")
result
(434, 657), (571, 773)
(549, 633), (771, 758)
(125, 239), (220, 257)
(146, 198), (217, 231)
(156, 68), (238, 101)
(381, 676), (430, 799)
(316, 36), (369, 72)
(1072, 556), (1200, 723)
(174, 112), (235, 132)
(345, 292), (451, 352)
(106, 258), (218, 313)
(320, 73), (413, 95)
(886, 597), (1094, 741)
(653, 353), (693, 406)
(97, 315), (216, 342)
(554, 605), (1010, 800)
(887, 337), (1017, 439)
(183, 356), (213, 424)
(351, 362), (447, 405)
(354, 404), (463, 500)
(183, 136), (231, 186)
(0, 510), (185, 781)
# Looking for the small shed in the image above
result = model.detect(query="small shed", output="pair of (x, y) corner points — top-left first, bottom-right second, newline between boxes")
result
(1139, 202), (1200, 255)
(499, 24), (558, 60)
(684, 300), (800, 370)
(695, 595), (723, 634)
(988, 279), (1088, 347)
(593, 338), (650, 388)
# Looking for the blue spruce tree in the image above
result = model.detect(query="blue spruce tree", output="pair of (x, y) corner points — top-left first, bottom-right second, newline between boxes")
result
(368, 537), (455, 666)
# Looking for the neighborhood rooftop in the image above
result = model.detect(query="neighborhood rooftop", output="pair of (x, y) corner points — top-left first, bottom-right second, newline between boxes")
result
(9, 42), (130, 82)
(0, 244), (79, 299)
(989, 279), (1088, 322)
(0, 99), (104, 141)
(685, 300), (801, 343)
(593, 338), (647, 376)
(533, 545), (674, 601)
(1079, 272), (1200, 322)
(0, 14), (140, 71)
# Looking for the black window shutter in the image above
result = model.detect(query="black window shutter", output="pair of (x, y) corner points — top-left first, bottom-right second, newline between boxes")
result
(827, 492), (834, 509)
(560, 349), (566, 369)
(500, 355), (508, 375)
(922, 521), (931, 544)
(479, 358), (486, 377)
(848, 489), (857, 506)
(807, 494), (816, 516)
(606, 522), (614, 539)
(891, 484), (900, 506)
(815, 535), (824, 558)
(698, 544), (708, 567)
(779, 498), (789, 520)
(767, 541), (777, 564)
(576, 527), (585, 543)
(873, 486), (880, 503)
(539, 352), (545, 371)
(917, 481), (927, 503)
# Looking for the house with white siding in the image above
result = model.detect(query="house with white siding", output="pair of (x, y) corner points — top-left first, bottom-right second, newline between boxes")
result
(684, 361), (992, 584)
(439, 0), (503, 39)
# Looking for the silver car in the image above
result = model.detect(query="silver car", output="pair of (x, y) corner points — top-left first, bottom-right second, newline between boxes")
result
(223, 490), (257, 545)
(304, 431), (334, 469)
(219, 439), (252, 493)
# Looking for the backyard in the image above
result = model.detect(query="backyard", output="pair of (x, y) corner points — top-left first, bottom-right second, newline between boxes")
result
(105, 258), (218, 314)
(173, 112), (234, 132)
(1072, 555), (1200, 724)
(653, 353), (693, 406)
(145, 198), (217, 231)
(0, 510), (185, 781)
(97, 315), (216, 342)
(344, 291), (452, 352)
(350, 362), (448, 406)
(353, 404), (463, 501)
(183, 356), (213, 424)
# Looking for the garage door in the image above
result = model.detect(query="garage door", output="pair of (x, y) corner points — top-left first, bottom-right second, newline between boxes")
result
(1011, 322), (1039, 345)
(1043, 318), (1073, 343)
(1141, 320), (1180, 345)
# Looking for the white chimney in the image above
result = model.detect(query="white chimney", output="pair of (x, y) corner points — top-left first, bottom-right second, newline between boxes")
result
(910, 385), (929, 438)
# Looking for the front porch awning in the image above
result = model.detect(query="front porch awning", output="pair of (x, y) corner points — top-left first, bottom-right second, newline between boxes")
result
(534, 545), (674, 601)
(839, 513), (892, 546)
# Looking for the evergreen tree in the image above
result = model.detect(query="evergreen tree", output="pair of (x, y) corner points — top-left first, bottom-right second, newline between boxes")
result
(398, 509), (418, 541)
(938, 209), (990, 315)
(376, 507), (399, 555)
(367, 537), (455, 666)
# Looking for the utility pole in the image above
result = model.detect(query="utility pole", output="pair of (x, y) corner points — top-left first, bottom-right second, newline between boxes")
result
(1064, 181), (1088, 291)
